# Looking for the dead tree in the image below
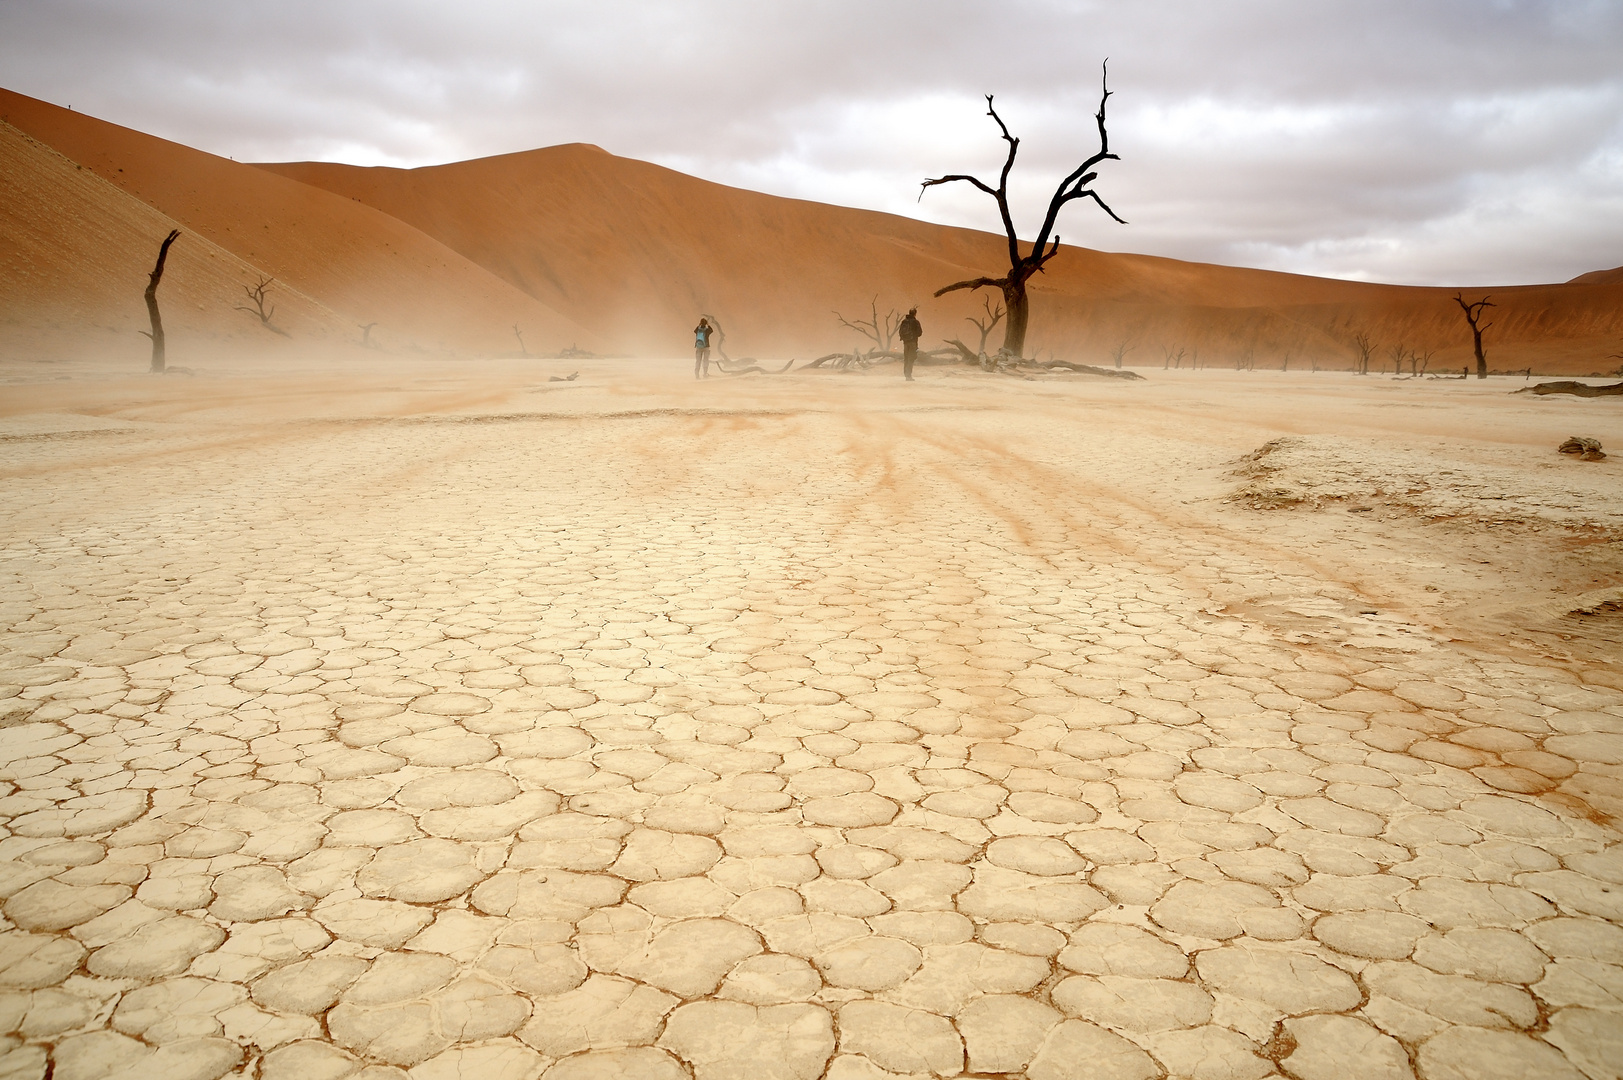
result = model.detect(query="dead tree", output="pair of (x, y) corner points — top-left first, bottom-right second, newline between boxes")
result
(1350, 332), (1375, 375)
(513, 325), (529, 357)
(237, 275), (288, 336)
(140, 229), (180, 373)
(1162, 345), (1185, 370)
(1387, 343), (1411, 375)
(966, 295), (1005, 357)
(1281, 350), (1291, 372)
(1412, 347), (1434, 376)
(1111, 339), (1133, 369)
(921, 64), (1124, 358)
(1453, 293), (1494, 379)
(834, 297), (900, 355)
(360, 323), (378, 349)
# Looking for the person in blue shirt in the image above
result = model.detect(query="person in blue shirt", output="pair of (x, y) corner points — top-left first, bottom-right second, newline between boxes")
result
(694, 319), (713, 379)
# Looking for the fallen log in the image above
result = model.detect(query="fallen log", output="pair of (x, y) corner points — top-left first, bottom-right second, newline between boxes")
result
(1031, 360), (1146, 380)
(1517, 380), (1623, 397)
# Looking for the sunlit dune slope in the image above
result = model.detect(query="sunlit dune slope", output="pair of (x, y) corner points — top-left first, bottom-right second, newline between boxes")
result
(0, 89), (598, 358)
(1569, 266), (1623, 286)
(1, 121), (355, 362)
(261, 148), (1623, 372)
(259, 145), (1018, 359)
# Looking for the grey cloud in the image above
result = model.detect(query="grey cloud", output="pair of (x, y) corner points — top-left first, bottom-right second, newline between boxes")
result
(2, 0), (1619, 285)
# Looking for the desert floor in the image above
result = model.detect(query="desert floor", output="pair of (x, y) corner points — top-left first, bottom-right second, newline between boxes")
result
(2, 355), (1621, 1080)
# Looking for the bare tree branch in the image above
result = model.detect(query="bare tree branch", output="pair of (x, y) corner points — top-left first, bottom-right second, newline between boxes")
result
(933, 276), (1009, 298)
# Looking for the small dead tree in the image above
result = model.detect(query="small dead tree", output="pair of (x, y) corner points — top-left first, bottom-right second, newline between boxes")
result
(360, 322), (378, 349)
(237, 275), (288, 336)
(966, 295), (1005, 357)
(1162, 345), (1185, 370)
(921, 64), (1124, 358)
(1350, 332), (1375, 375)
(1281, 350), (1292, 372)
(1412, 347), (1434, 376)
(513, 325), (529, 356)
(1387, 343), (1411, 375)
(834, 297), (900, 355)
(140, 229), (180, 373)
(1110, 339), (1133, 369)
(1453, 293), (1494, 379)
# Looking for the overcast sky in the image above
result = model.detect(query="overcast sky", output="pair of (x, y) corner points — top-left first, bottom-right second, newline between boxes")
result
(3, 0), (1620, 286)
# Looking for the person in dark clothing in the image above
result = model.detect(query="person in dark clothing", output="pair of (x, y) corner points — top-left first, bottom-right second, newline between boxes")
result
(898, 308), (922, 381)
(694, 318), (713, 379)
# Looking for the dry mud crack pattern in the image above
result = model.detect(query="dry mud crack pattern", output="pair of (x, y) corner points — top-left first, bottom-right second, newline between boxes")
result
(2, 376), (1622, 1080)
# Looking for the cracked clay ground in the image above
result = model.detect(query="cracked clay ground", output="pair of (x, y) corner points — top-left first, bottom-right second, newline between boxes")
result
(2, 358), (1622, 1080)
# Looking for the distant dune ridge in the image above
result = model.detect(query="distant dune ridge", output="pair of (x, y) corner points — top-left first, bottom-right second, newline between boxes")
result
(4, 86), (1620, 372)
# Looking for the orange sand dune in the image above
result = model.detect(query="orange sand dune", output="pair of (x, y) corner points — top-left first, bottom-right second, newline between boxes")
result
(261, 149), (1623, 373)
(0, 89), (598, 359)
(4, 86), (1618, 372)
(1, 121), (360, 363)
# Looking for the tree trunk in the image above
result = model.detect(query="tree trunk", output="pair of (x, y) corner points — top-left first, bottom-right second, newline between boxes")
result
(1001, 278), (1030, 357)
(1472, 329), (1486, 380)
(144, 230), (180, 373)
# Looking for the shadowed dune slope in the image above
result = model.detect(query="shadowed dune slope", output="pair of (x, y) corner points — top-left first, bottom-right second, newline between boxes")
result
(262, 149), (1623, 372)
(0, 89), (598, 358)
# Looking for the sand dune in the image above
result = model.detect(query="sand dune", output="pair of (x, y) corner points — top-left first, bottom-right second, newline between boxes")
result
(0, 121), (360, 364)
(0, 89), (598, 359)
(4, 85), (1619, 372)
(260, 150), (1623, 373)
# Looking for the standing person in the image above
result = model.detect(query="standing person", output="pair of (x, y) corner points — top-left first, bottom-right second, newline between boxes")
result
(694, 318), (713, 379)
(898, 307), (923, 381)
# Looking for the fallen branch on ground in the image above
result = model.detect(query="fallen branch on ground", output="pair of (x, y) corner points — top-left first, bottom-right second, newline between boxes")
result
(712, 358), (795, 376)
(1517, 380), (1623, 397)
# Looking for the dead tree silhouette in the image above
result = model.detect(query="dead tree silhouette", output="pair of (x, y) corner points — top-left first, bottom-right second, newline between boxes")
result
(237, 275), (289, 336)
(140, 229), (180, 373)
(1453, 293), (1495, 380)
(1111, 339), (1133, 369)
(360, 323), (378, 349)
(920, 64), (1124, 359)
(1350, 332), (1375, 376)
(943, 296), (1006, 365)
(966, 295), (1004, 357)
(834, 298), (900, 355)
(513, 325), (529, 356)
